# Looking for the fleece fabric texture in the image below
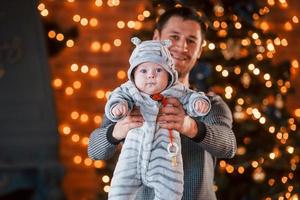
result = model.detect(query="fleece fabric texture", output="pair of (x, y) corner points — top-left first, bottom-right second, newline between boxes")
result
(104, 81), (210, 200)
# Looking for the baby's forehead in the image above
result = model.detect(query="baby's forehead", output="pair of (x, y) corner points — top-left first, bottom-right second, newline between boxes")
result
(136, 62), (165, 68)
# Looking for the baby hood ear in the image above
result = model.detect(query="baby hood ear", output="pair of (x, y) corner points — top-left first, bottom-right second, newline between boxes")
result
(161, 39), (171, 48)
(131, 37), (141, 46)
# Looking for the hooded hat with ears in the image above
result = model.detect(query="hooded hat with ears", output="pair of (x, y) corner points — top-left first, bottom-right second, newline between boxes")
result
(128, 37), (178, 89)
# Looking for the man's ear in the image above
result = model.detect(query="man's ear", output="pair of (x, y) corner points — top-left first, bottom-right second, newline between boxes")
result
(153, 29), (160, 40)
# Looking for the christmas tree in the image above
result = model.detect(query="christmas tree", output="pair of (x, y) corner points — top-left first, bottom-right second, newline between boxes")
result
(148, 0), (300, 199)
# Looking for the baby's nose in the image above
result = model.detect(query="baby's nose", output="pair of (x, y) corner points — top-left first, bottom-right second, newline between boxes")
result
(147, 71), (155, 78)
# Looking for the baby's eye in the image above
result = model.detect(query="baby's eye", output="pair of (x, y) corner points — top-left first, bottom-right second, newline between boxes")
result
(156, 68), (163, 72)
(140, 69), (147, 73)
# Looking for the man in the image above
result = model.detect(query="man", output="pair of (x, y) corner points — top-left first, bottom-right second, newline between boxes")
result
(88, 6), (236, 200)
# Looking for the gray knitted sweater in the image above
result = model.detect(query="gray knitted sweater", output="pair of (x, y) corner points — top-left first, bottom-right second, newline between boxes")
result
(88, 94), (236, 200)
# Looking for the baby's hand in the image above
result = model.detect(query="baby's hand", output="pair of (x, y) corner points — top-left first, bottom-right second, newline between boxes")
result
(112, 103), (128, 117)
(195, 100), (209, 114)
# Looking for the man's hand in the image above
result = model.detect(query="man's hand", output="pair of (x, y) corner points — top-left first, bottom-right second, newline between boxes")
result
(112, 107), (144, 140)
(157, 97), (198, 138)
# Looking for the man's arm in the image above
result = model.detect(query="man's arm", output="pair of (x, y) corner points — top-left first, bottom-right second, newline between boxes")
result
(87, 116), (118, 160)
(157, 95), (236, 159)
(192, 95), (236, 158)
(87, 108), (144, 160)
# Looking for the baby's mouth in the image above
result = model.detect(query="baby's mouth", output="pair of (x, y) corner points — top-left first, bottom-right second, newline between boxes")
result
(146, 82), (156, 86)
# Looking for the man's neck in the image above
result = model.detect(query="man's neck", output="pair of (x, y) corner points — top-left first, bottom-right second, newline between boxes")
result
(178, 74), (190, 88)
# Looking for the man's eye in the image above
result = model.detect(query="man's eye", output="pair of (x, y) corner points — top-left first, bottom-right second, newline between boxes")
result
(170, 35), (179, 40)
(140, 69), (147, 73)
(187, 39), (196, 44)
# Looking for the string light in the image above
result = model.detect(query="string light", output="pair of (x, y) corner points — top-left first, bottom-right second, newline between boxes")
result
(294, 108), (300, 117)
(274, 37), (281, 45)
(73, 81), (81, 89)
(70, 63), (79, 72)
(95, 0), (103, 7)
(221, 69), (229, 77)
(89, 68), (99, 77)
(113, 39), (122, 47)
(213, 21), (220, 29)
(252, 33), (259, 40)
(281, 38), (288, 46)
(89, 18), (99, 27)
(80, 18), (89, 26)
(71, 134), (80, 142)
(65, 87), (74, 95)
(82, 137), (89, 146)
(103, 185), (110, 193)
(84, 158), (93, 166)
(102, 175), (110, 183)
(53, 78), (63, 88)
(70, 111), (80, 120)
(291, 59), (299, 68)
(284, 21), (293, 31)
(73, 155), (82, 164)
(73, 14), (81, 22)
(66, 39), (74, 47)
(102, 42), (111, 52)
(96, 90), (105, 99)
(117, 70), (126, 79)
(236, 146), (246, 155)
(127, 21), (136, 29)
(238, 166), (245, 174)
(93, 115), (102, 124)
(269, 126), (275, 134)
(91, 41), (101, 52)
(263, 73), (271, 80)
(117, 21), (125, 29)
(80, 65), (89, 73)
(80, 113), (89, 123)
(143, 10), (151, 18)
(292, 16), (299, 23)
(48, 30), (56, 38)
(279, 0), (288, 8)
(234, 22), (242, 29)
(58, 125), (71, 135)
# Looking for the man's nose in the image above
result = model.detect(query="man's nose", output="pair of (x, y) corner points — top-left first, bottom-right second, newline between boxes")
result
(175, 39), (188, 51)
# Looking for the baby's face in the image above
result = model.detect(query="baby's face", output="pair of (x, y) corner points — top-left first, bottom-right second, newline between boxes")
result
(134, 62), (169, 95)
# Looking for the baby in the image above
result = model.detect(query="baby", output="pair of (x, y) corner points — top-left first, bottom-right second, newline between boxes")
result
(105, 37), (211, 200)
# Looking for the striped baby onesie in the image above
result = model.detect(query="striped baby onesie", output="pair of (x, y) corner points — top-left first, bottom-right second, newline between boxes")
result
(104, 81), (210, 200)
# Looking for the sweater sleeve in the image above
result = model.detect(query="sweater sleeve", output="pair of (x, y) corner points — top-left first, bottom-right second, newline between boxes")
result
(192, 95), (237, 159)
(87, 115), (120, 160)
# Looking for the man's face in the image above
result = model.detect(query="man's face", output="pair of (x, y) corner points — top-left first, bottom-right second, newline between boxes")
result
(133, 62), (169, 95)
(153, 16), (203, 78)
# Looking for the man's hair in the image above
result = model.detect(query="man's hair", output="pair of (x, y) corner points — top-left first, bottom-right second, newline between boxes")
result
(155, 6), (207, 42)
